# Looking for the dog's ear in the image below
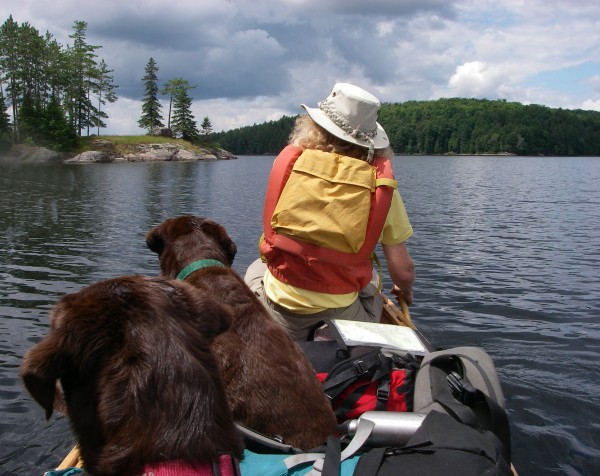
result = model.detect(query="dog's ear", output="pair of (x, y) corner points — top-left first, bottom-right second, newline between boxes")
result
(146, 230), (164, 255)
(20, 336), (62, 420)
(200, 220), (237, 265)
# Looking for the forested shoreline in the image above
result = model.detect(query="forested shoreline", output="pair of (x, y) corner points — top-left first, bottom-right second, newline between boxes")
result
(211, 99), (600, 157)
(2, 15), (599, 158)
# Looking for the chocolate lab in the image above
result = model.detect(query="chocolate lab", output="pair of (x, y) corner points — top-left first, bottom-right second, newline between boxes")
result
(146, 216), (337, 449)
(20, 276), (243, 476)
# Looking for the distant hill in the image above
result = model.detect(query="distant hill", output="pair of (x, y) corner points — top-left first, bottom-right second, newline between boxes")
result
(210, 115), (296, 156)
(210, 98), (600, 156)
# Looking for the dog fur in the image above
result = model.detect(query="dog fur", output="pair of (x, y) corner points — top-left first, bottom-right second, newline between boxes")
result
(20, 275), (243, 476)
(146, 215), (337, 449)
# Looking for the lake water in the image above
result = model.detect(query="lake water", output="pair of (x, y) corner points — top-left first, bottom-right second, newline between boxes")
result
(1, 155), (599, 475)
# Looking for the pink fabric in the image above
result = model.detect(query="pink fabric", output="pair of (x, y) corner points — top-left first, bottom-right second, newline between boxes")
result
(141, 454), (238, 476)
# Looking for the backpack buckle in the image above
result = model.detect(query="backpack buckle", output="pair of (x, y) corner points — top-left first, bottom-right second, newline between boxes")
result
(352, 360), (369, 376)
(447, 371), (478, 406)
(377, 381), (390, 401)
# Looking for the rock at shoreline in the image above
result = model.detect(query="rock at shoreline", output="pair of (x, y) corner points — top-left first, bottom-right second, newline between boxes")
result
(66, 150), (112, 163)
(2, 142), (237, 164)
(69, 142), (236, 163)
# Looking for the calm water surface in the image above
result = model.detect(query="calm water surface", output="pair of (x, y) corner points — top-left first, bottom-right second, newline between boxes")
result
(1, 155), (599, 475)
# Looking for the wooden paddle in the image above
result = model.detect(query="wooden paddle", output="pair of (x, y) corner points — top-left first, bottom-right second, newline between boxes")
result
(55, 445), (82, 469)
(380, 292), (416, 329)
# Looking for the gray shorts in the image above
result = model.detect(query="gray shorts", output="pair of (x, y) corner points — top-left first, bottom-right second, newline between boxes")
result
(244, 259), (383, 341)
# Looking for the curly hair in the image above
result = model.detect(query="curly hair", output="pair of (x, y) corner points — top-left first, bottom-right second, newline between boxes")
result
(289, 115), (394, 161)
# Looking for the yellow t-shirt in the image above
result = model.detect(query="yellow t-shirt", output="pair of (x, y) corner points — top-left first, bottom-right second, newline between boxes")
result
(264, 189), (412, 313)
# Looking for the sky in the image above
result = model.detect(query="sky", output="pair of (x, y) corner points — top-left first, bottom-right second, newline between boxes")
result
(3, 0), (600, 135)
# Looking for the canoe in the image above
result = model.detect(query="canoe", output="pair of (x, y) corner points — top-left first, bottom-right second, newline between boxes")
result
(54, 295), (517, 475)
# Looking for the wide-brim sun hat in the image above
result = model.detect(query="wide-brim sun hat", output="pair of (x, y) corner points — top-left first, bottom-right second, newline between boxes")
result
(301, 82), (389, 150)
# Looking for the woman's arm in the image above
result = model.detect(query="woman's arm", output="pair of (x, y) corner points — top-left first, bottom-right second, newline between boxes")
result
(382, 242), (415, 305)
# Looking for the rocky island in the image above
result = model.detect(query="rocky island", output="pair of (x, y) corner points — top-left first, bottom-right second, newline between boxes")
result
(1, 137), (236, 164)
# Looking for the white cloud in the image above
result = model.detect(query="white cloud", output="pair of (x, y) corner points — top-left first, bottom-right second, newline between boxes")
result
(448, 61), (507, 98)
(581, 99), (600, 112)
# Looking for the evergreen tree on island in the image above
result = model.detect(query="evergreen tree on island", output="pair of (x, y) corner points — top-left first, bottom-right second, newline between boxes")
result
(201, 116), (213, 135)
(170, 79), (199, 141)
(0, 87), (12, 148)
(138, 57), (163, 133)
(65, 20), (102, 136)
(93, 59), (118, 135)
(161, 77), (187, 130)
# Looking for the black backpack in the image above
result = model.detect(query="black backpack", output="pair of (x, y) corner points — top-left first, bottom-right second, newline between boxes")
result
(352, 410), (512, 476)
(314, 346), (513, 476)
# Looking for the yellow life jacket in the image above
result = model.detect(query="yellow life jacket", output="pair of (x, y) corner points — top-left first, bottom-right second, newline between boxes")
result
(260, 145), (397, 294)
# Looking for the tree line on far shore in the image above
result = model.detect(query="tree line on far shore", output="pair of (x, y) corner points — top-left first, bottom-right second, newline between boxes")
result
(210, 98), (600, 157)
(0, 15), (212, 152)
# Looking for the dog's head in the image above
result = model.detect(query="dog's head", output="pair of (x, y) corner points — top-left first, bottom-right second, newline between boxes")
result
(20, 275), (242, 475)
(146, 216), (237, 279)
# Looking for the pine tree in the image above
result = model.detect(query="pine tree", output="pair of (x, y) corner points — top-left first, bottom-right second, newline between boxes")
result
(19, 91), (39, 143)
(0, 87), (11, 149)
(138, 57), (163, 133)
(65, 20), (101, 136)
(200, 116), (213, 135)
(161, 77), (188, 129)
(92, 59), (118, 135)
(39, 97), (78, 150)
(0, 15), (21, 142)
(169, 80), (198, 141)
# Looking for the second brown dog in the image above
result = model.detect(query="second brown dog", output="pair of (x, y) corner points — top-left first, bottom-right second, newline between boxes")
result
(20, 275), (243, 476)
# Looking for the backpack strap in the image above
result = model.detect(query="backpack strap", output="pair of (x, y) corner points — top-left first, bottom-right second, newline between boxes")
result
(283, 419), (376, 475)
(429, 355), (511, 461)
(322, 348), (393, 411)
(322, 348), (385, 395)
(318, 436), (341, 476)
(329, 361), (393, 420)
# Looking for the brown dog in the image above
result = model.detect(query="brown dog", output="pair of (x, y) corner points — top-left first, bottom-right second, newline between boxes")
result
(20, 275), (243, 476)
(146, 216), (337, 449)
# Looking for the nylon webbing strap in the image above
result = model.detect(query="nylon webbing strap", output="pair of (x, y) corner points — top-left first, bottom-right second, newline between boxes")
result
(429, 363), (479, 428)
(285, 418), (376, 476)
(319, 436), (341, 475)
(283, 452), (328, 470)
(322, 349), (385, 397)
(176, 259), (225, 281)
(375, 177), (398, 188)
(429, 355), (512, 460)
